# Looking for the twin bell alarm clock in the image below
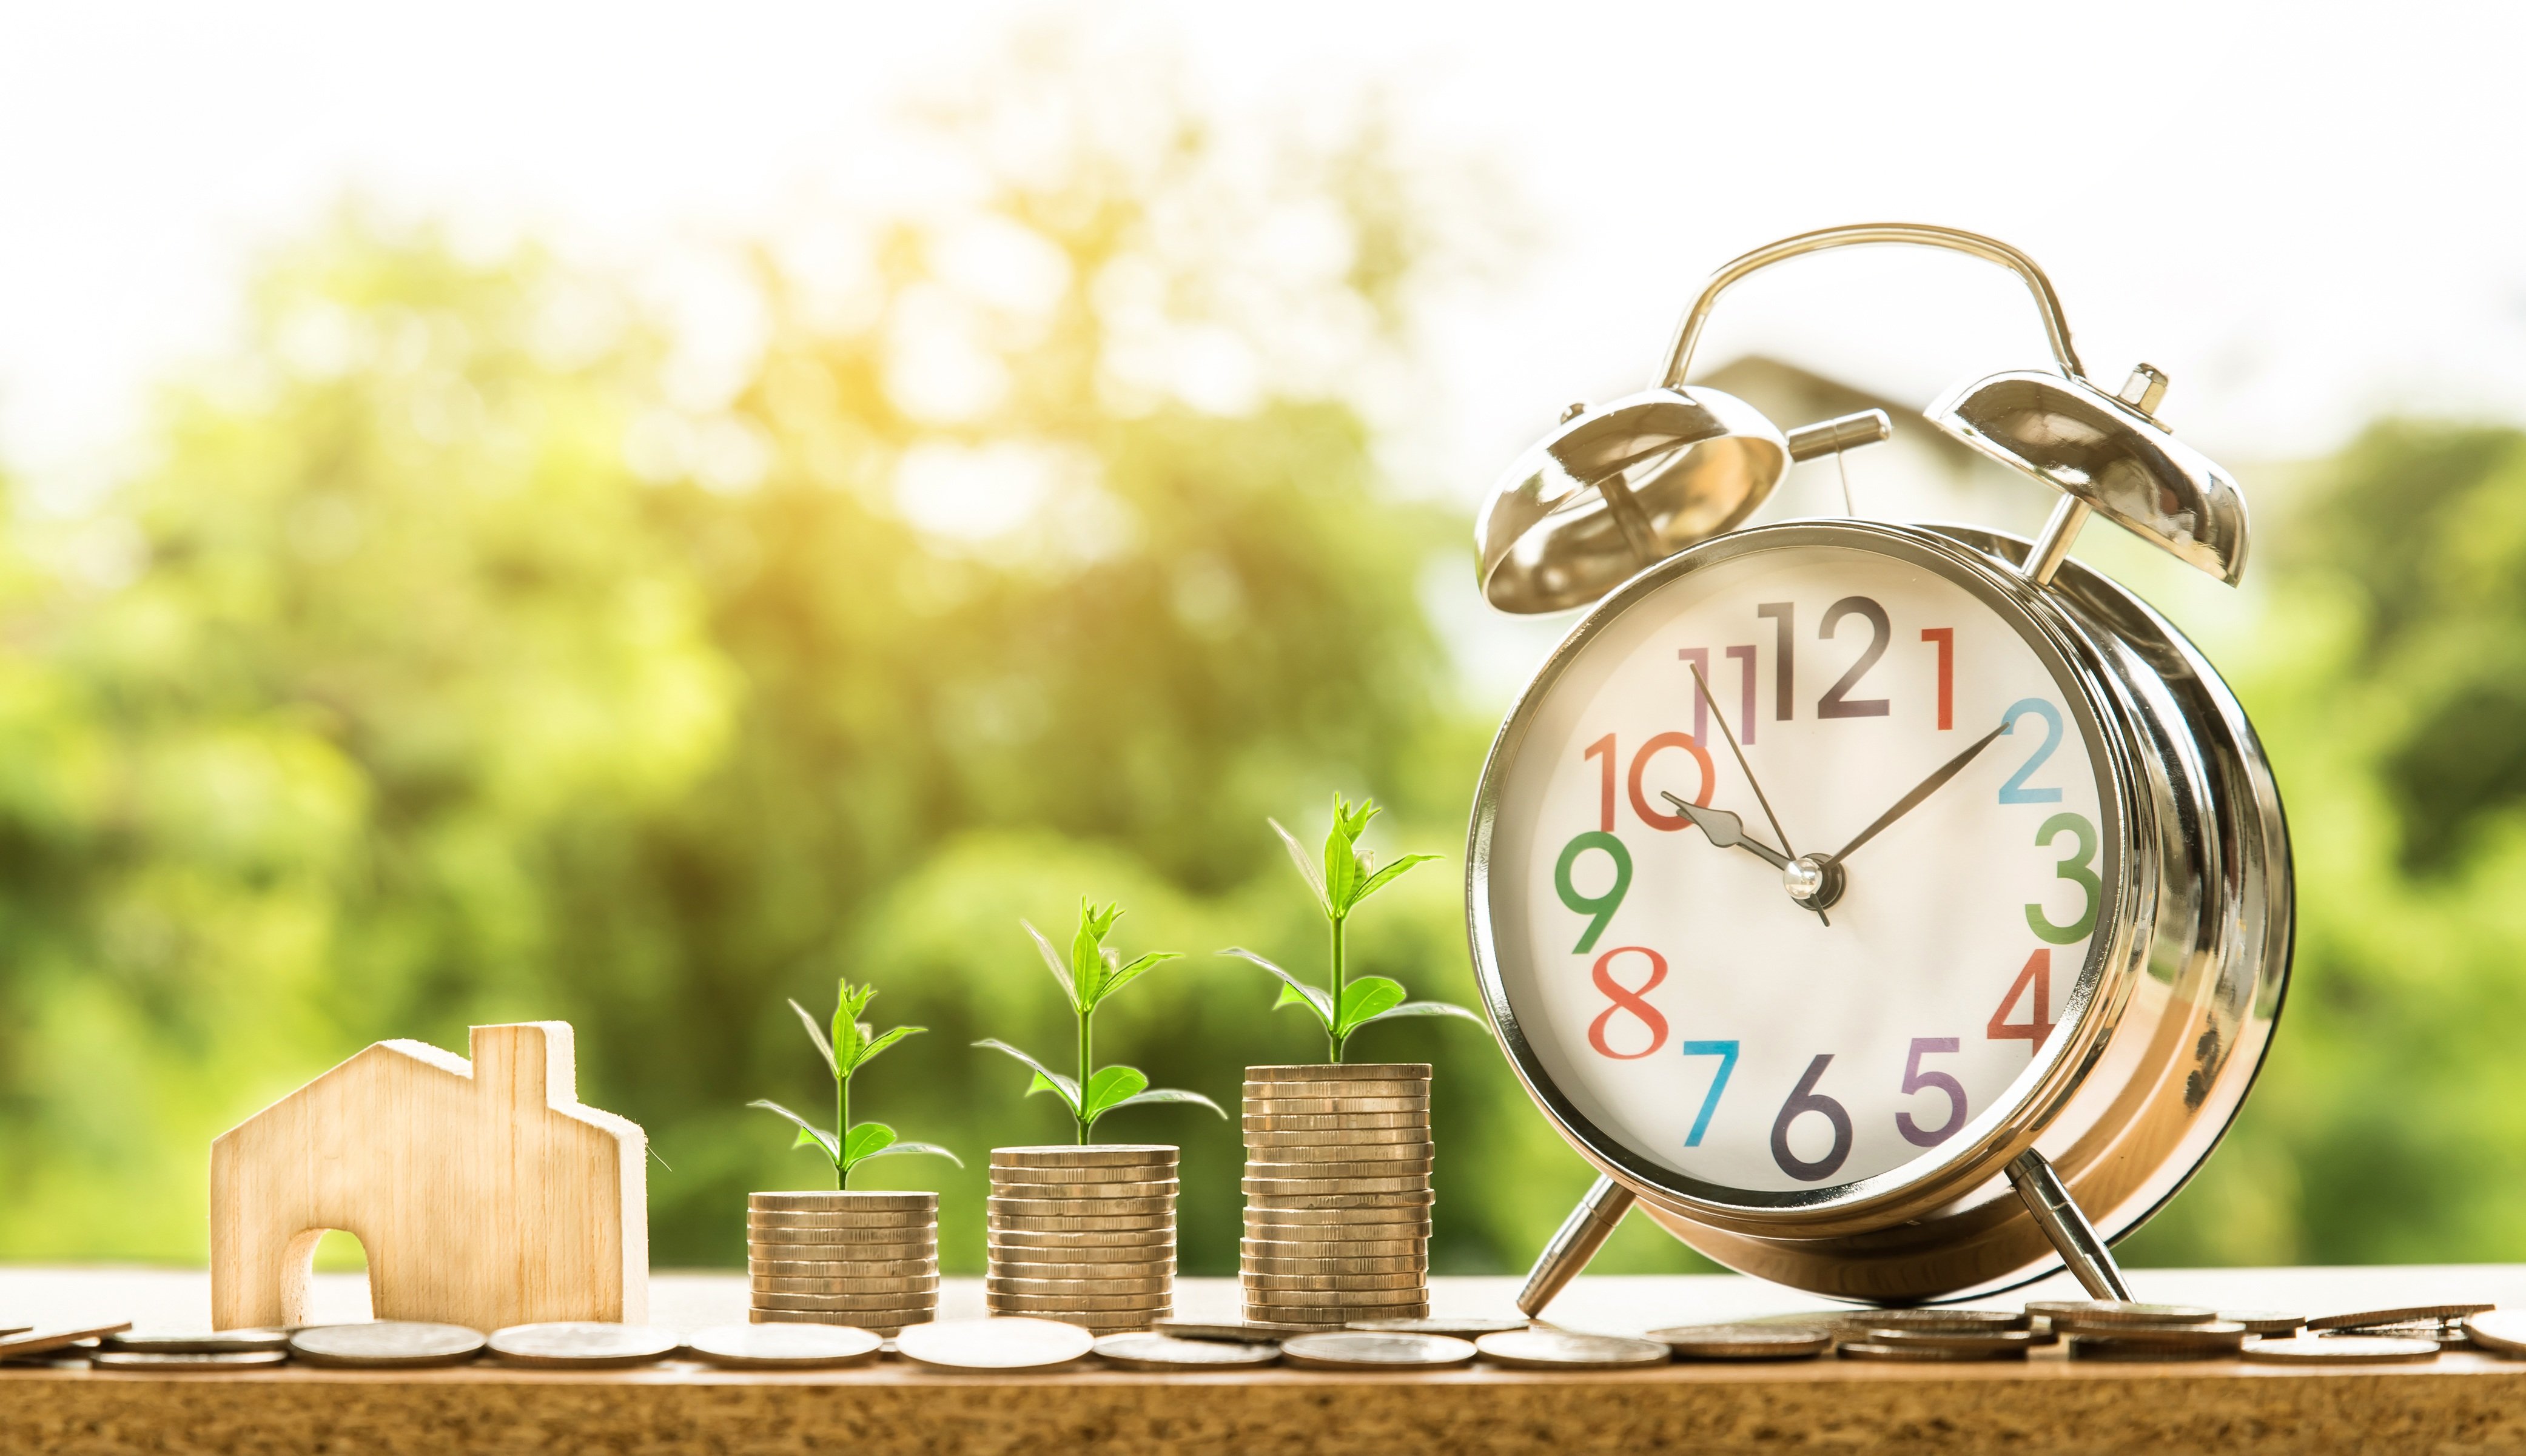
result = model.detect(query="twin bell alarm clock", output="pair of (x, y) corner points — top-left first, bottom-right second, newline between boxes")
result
(1463, 223), (2291, 1308)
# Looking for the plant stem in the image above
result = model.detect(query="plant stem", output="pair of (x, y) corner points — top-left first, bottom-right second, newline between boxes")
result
(1327, 911), (1346, 1064)
(836, 1064), (851, 1191)
(1077, 1004), (1094, 1145)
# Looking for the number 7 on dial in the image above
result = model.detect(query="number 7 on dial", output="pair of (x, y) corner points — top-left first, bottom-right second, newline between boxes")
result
(1680, 1039), (1738, 1147)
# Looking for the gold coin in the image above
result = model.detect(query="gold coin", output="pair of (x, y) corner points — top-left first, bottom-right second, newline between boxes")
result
(2306, 1303), (2494, 1332)
(1856, 1327), (2040, 1352)
(2463, 1310), (2526, 1355)
(1155, 1318), (1318, 1340)
(751, 1274), (942, 1295)
(989, 1193), (1175, 1218)
(1243, 1192), (1434, 1213)
(748, 1191), (936, 1212)
(1241, 1233), (1429, 1253)
(1244, 1171), (1430, 1192)
(1244, 1112), (1429, 1132)
(2056, 1320), (2247, 1349)
(750, 1258), (938, 1278)
(990, 1144), (1180, 1168)
(1242, 1095), (1429, 1115)
(2023, 1300), (2215, 1327)
(989, 1292), (1174, 1313)
(1349, 1316), (1525, 1335)
(1243, 1273), (1426, 1294)
(987, 1174), (1178, 1198)
(748, 1210), (937, 1230)
(1093, 1332), (1281, 1370)
(89, 1350), (289, 1371)
(2221, 1309), (2309, 1335)
(1244, 1213), (1431, 1234)
(747, 1308), (932, 1328)
(746, 1237), (935, 1260)
(753, 1291), (945, 1313)
(1648, 1323), (1834, 1360)
(287, 1322), (484, 1369)
(1244, 1297), (1428, 1319)
(895, 1317), (1097, 1372)
(1245, 1165), (1435, 1186)
(1279, 1331), (1474, 1370)
(987, 1213), (1175, 1233)
(989, 1228), (1175, 1250)
(988, 1275), (1173, 1297)
(1476, 1329), (1670, 1370)
(1245, 1080), (1430, 1101)
(684, 1323), (883, 1369)
(1244, 1062), (1429, 1083)
(487, 1323), (682, 1369)
(1243, 1254), (1423, 1276)
(98, 1329), (291, 1354)
(1843, 1308), (2029, 1333)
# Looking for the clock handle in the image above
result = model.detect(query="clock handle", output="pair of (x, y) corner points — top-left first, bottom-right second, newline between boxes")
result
(1659, 223), (2085, 390)
(1516, 1175), (1636, 1317)
(2005, 1149), (2135, 1301)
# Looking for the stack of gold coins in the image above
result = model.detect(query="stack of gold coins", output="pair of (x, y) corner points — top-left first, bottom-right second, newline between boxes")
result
(986, 1145), (1178, 1335)
(1240, 1064), (1431, 1328)
(747, 1190), (938, 1335)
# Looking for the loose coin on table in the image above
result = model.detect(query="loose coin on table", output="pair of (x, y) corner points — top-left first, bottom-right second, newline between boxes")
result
(895, 1318), (1095, 1373)
(2026, 1301), (2217, 1327)
(1858, 1327), (2040, 1352)
(1348, 1316), (1526, 1336)
(1846, 1308), (2029, 1332)
(685, 1323), (882, 1369)
(1648, 1323), (1835, 1360)
(488, 1322), (682, 1369)
(0, 1322), (133, 1360)
(99, 1329), (292, 1354)
(1280, 1331), (1477, 1371)
(2464, 1310), (2526, 1357)
(289, 1322), (486, 1369)
(1157, 1319), (1312, 1341)
(2220, 1309), (2308, 1335)
(2244, 1335), (2442, 1365)
(1476, 1329), (1671, 1370)
(2306, 1303), (2493, 1332)
(91, 1350), (290, 1372)
(1095, 1333), (1282, 1370)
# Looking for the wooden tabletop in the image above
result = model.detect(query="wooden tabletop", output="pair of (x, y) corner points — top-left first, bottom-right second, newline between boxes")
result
(8, 1264), (2526, 1455)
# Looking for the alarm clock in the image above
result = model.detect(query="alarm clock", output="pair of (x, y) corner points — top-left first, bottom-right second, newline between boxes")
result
(1466, 224), (2291, 1305)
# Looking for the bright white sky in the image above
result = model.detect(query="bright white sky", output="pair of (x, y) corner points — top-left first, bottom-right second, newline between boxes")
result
(4, 0), (2524, 518)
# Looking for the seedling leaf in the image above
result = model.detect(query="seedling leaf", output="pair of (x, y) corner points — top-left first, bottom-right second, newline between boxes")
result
(1107, 1087), (1228, 1118)
(1099, 950), (1181, 1005)
(1022, 919), (1080, 1011)
(841, 1121), (898, 1166)
(750, 1099), (840, 1164)
(859, 1139), (964, 1167)
(848, 1024), (922, 1074)
(1334, 976), (1408, 1036)
(1221, 947), (1334, 1028)
(1269, 817), (1331, 913)
(1081, 1064), (1150, 1119)
(1354, 851), (1440, 905)
(975, 1038), (1082, 1113)
(788, 999), (838, 1077)
(1355, 998), (1490, 1028)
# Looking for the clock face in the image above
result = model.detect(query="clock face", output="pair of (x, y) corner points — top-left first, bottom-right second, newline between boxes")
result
(1480, 534), (2119, 1201)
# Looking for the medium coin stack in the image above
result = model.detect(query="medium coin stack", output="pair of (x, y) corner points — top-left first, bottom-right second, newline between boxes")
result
(1240, 1062), (1432, 1329)
(987, 1144), (1178, 1335)
(747, 1190), (939, 1335)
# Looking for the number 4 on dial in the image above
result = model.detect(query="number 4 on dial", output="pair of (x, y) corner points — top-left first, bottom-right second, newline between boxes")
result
(1987, 948), (2057, 1052)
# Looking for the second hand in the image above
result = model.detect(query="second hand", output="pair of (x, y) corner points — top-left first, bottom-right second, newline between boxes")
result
(1686, 661), (1824, 927)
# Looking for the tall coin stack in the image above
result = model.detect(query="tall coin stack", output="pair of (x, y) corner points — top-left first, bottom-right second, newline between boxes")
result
(987, 1144), (1178, 1335)
(747, 1190), (939, 1335)
(1241, 1063), (1432, 1328)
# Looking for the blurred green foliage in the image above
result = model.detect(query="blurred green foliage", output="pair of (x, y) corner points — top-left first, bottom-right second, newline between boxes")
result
(3, 70), (2522, 1283)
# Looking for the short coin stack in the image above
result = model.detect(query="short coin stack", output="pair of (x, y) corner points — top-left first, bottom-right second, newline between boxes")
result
(987, 1144), (1178, 1335)
(2032, 1301), (2250, 1361)
(1240, 1063), (1432, 1329)
(747, 1190), (939, 1335)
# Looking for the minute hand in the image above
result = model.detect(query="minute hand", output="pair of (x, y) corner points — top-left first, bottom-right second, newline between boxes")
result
(1824, 720), (2010, 866)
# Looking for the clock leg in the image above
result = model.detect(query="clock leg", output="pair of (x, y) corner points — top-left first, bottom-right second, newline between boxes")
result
(2005, 1149), (2134, 1301)
(1516, 1176), (1636, 1317)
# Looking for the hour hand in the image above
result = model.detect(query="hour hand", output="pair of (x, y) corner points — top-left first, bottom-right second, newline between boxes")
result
(1661, 793), (1791, 870)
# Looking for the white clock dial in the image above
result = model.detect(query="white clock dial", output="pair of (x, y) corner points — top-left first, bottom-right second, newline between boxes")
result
(1488, 542), (2112, 1196)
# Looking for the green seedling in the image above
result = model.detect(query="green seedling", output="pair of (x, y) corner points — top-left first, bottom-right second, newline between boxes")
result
(751, 975), (961, 1189)
(976, 898), (1226, 1144)
(1224, 791), (1485, 1062)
